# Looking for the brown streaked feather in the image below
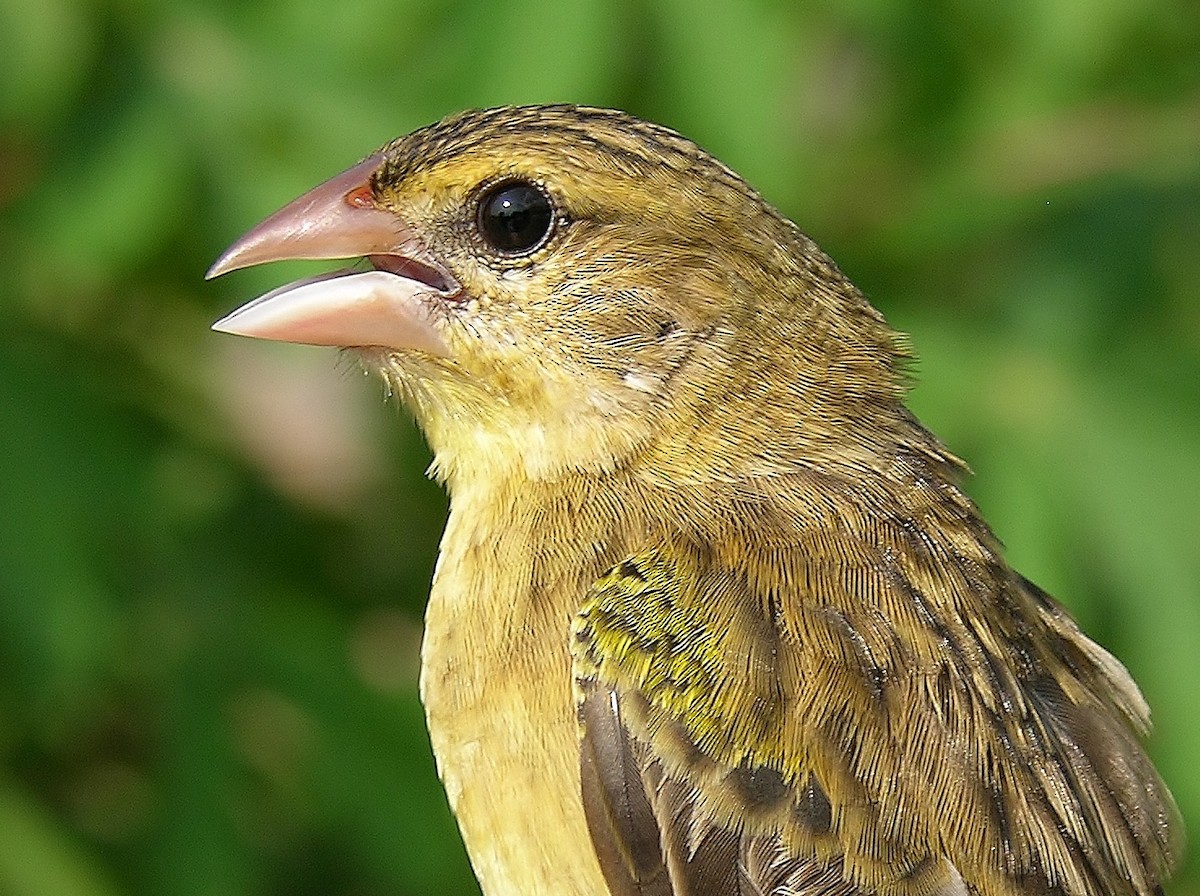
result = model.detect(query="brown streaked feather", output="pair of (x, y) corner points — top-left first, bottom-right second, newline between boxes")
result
(572, 533), (1178, 896)
(578, 678), (974, 896)
(580, 676), (867, 896)
(579, 677), (673, 896)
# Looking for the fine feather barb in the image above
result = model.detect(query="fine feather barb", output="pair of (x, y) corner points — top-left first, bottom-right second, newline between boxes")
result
(573, 538), (1178, 896)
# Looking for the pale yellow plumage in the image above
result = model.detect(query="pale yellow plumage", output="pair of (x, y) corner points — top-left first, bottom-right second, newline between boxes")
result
(210, 105), (1180, 896)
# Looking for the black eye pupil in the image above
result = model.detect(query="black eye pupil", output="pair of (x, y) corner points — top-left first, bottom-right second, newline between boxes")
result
(477, 181), (553, 254)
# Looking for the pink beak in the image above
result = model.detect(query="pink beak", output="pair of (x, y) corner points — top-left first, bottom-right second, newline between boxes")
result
(208, 153), (455, 358)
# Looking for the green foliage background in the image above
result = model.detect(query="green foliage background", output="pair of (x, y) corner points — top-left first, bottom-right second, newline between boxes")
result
(1, 1), (1197, 894)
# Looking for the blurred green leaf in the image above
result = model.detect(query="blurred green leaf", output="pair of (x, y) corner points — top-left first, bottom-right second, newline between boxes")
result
(0, 784), (123, 896)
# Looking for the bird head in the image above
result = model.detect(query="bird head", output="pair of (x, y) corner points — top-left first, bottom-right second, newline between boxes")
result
(210, 106), (910, 490)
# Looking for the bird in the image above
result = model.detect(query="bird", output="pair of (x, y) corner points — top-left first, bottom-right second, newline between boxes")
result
(208, 105), (1180, 896)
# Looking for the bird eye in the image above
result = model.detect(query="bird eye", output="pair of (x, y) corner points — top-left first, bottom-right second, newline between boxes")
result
(476, 180), (554, 255)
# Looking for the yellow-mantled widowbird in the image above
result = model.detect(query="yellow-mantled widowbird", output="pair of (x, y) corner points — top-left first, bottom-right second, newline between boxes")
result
(209, 105), (1180, 896)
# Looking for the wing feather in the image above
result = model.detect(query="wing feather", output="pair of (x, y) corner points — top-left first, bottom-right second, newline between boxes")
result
(571, 536), (1178, 896)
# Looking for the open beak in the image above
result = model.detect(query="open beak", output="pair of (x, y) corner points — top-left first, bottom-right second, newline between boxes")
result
(208, 153), (456, 358)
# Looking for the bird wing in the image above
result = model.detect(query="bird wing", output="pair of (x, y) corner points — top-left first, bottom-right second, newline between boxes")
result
(571, 539), (1177, 896)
